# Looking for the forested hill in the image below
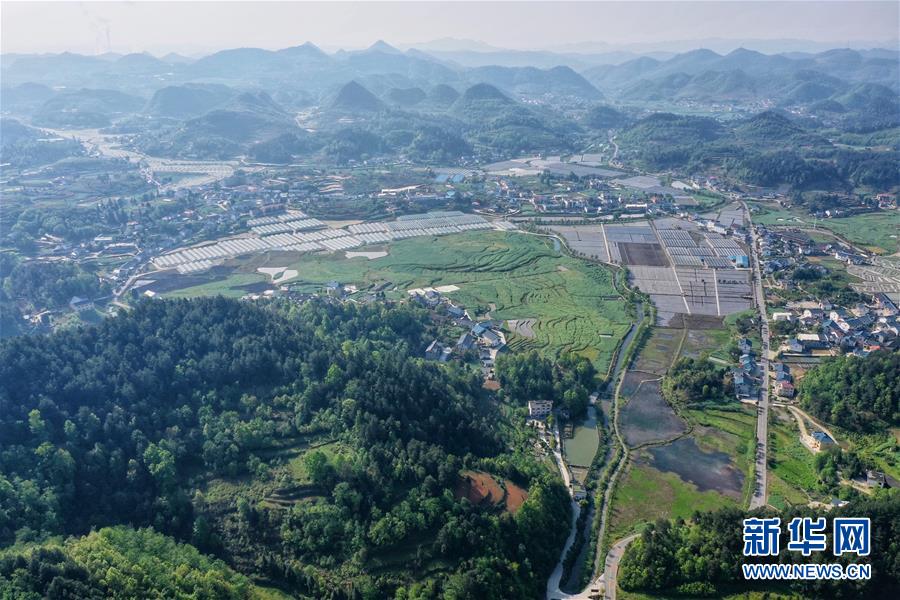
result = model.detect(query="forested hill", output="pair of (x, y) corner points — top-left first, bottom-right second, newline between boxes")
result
(799, 350), (900, 432)
(0, 298), (570, 598)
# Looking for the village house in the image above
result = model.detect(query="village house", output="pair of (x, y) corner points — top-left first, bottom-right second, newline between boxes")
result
(456, 332), (476, 352)
(68, 296), (94, 312)
(811, 431), (835, 450)
(866, 469), (887, 488)
(527, 400), (553, 420)
(775, 380), (795, 398)
(424, 340), (444, 361)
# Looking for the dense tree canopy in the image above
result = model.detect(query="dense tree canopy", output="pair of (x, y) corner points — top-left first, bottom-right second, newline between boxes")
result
(661, 357), (731, 406)
(799, 350), (900, 432)
(619, 497), (900, 598)
(0, 526), (256, 600)
(0, 298), (570, 598)
(495, 350), (597, 417)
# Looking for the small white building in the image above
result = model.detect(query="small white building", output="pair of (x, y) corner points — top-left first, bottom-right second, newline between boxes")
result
(527, 400), (553, 420)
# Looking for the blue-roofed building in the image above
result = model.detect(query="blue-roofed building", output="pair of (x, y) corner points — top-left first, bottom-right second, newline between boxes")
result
(729, 254), (749, 268)
(812, 431), (835, 450)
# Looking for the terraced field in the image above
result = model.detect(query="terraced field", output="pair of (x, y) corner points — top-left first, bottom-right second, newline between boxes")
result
(172, 231), (631, 372)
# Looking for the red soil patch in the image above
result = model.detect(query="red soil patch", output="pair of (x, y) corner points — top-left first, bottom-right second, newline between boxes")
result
(482, 380), (501, 391)
(454, 470), (529, 514)
(504, 481), (528, 513)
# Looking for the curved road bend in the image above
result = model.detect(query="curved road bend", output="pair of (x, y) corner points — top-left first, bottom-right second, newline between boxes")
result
(598, 534), (639, 600)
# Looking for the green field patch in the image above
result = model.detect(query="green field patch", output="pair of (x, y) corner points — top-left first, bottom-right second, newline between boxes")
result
(814, 212), (900, 254)
(154, 232), (631, 372)
(288, 441), (350, 483)
(768, 409), (822, 502)
(681, 328), (732, 363)
(750, 202), (899, 254)
(164, 272), (268, 298)
(607, 460), (738, 542)
(634, 328), (683, 375)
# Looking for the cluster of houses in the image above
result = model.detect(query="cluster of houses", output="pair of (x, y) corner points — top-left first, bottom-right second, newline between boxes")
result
(758, 226), (868, 273)
(415, 289), (507, 373)
(732, 337), (760, 401)
(778, 294), (899, 357)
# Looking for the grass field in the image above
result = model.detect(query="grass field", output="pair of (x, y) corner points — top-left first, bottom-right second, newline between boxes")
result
(814, 212), (900, 255)
(749, 202), (900, 254)
(606, 461), (738, 542)
(680, 328), (732, 363)
(767, 409), (821, 507)
(167, 231), (632, 372)
(165, 273), (268, 298)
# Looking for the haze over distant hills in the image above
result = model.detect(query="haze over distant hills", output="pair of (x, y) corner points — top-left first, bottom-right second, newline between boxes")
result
(1, 39), (897, 172)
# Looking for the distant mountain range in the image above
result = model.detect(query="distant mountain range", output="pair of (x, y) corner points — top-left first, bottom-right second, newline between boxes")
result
(3, 44), (895, 109)
(584, 47), (899, 98)
(1, 41), (897, 173)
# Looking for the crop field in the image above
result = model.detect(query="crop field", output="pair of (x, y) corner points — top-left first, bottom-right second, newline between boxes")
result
(166, 231), (631, 372)
(633, 328), (683, 374)
(680, 327), (732, 362)
(809, 212), (900, 254)
(847, 256), (900, 300)
(550, 224), (610, 262)
(619, 242), (669, 266)
(163, 272), (268, 298)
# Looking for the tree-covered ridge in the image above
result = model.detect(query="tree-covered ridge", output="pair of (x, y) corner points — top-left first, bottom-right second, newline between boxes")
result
(799, 350), (900, 432)
(615, 110), (900, 190)
(618, 498), (900, 598)
(0, 298), (569, 598)
(0, 526), (265, 600)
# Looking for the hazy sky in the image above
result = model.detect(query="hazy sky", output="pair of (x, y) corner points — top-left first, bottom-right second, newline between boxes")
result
(2, 1), (898, 56)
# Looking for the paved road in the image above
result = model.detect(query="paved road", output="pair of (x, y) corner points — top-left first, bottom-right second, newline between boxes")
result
(598, 534), (639, 600)
(744, 201), (770, 510)
(546, 309), (644, 600)
(546, 420), (582, 599)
